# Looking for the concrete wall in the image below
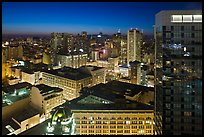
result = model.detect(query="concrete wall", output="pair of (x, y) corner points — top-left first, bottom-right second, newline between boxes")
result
(2, 97), (30, 121)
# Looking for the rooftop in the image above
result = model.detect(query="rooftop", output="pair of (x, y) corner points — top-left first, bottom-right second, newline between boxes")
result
(2, 119), (21, 135)
(35, 84), (63, 96)
(57, 50), (87, 56)
(129, 60), (141, 65)
(43, 67), (92, 80)
(2, 82), (32, 94)
(63, 95), (154, 111)
(62, 80), (154, 111)
(13, 106), (40, 123)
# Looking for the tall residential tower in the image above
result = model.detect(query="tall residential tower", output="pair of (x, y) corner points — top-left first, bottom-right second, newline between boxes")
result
(127, 29), (142, 64)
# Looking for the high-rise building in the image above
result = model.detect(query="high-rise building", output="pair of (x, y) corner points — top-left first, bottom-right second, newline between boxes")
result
(154, 10), (202, 135)
(127, 29), (142, 64)
(50, 33), (74, 65)
(50, 32), (89, 66)
(120, 38), (127, 65)
(129, 61), (141, 85)
(8, 44), (23, 60)
(2, 45), (8, 79)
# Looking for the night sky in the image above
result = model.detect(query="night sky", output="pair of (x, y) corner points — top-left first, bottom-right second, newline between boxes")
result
(2, 2), (202, 35)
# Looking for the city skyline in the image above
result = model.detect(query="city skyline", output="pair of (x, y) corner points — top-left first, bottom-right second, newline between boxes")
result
(2, 2), (202, 35)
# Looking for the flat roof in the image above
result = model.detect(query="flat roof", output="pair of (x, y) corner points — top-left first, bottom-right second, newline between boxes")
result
(82, 80), (154, 98)
(35, 84), (63, 96)
(57, 51), (87, 56)
(43, 67), (92, 80)
(3, 82), (32, 93)
(85, 65), (104, 71)
(2, 93), (29, 107)
(62, 80), (154, 111)
(12, 106), (40, 123)
(2, 119), (21, 135)
(79, 65), (104, 72)
(64, 95), (153, 111)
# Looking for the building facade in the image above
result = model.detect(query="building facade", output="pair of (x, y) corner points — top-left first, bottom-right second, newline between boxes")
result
(46, 80), (155, 135)
(72, 110), (154, 135)
(129, 61), (141, 85)
(127, 29), (142, 64)
(56, 53), (87, 68)
(8, 44), (23, 60)
(42, 67), (92, 100)
(154, 10), (202, 135)
(30, 84), (64, 117)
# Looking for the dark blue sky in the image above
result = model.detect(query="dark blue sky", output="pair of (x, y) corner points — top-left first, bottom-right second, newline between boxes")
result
(2, 2), (202, 35)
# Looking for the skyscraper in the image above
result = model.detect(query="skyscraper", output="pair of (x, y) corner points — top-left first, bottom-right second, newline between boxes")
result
(50, 32), (74, 66)
(154, 10), (202, 135)
(127, 29), (142, 64)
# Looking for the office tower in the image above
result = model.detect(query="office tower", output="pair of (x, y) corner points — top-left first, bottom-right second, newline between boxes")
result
(127, 29), (142, 64)
(129, 61), (141, 85)
(154, 10), (202, 135)
(120, 38), (127, 65)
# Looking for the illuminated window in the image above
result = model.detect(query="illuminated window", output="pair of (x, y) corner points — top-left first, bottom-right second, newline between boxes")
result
(183, 15), (192, 22)
(171, 15), (182, 22)
(193, 15), (202, 22)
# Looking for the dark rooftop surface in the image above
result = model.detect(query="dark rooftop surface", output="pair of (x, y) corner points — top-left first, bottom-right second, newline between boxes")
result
(43, 67), (92, 80)
(2, 82), (32, 93)
(2, 119), (21, 135)
(82, 80), (154, 98)
(84, 65), (104, 71)
(13, 106), (40, 123)
(57, 51), (87, 56)
(63, 95), (153, 111)
(119, 64), (129, 68)
(62, 80), (154, 111)
(35, 84), (63, 96)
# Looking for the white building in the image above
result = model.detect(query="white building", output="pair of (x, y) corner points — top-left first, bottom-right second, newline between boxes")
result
(56, 53), (87, 68)
(42, 67), (92, 101)
(21, 70), (42, 85)
(30, 84), (64, 118)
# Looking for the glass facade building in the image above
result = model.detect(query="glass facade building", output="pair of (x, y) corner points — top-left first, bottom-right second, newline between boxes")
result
(154, 10), (202, 135)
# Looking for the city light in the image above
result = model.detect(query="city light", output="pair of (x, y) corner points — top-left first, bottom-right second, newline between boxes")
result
(2, 2), (202, 136)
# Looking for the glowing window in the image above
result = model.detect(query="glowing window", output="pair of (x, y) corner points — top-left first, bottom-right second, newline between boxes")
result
(183, 15), (192, 22)
(171, 15), (182, 22)
(193, 15), (202, 22)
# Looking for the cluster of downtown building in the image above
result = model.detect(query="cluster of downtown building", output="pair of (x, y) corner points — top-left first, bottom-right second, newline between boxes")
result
(2, 10), (202, 135)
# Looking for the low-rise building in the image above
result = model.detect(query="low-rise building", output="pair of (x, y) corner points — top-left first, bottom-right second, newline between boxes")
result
(2, 82), (32, 121)
(2, 106), (41, 135)
(30, 84), (64, 118)
(47, 80), (155, 135)
(42, 67), (92, 100)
